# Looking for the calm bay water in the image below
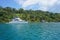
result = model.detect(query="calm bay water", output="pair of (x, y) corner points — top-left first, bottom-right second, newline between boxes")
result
(0, 23), (60, 40)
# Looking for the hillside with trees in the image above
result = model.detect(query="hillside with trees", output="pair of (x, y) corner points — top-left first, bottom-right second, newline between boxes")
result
(0, 6), (60, 23)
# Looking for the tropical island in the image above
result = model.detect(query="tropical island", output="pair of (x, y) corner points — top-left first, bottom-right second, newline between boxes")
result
(0, 6), (60, 23)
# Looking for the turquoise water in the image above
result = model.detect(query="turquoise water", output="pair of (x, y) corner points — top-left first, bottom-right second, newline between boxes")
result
(0, 23), (60, 40)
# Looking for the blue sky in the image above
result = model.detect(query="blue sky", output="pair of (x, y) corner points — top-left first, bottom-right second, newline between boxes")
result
(0, 0), (60, 13)
(0, 0), (22, 9)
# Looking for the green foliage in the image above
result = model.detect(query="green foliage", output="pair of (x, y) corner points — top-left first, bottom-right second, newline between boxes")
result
(0, 6), (60, 23)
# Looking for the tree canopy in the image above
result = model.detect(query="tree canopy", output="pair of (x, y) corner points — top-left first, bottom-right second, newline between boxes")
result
(0, 6), (60, 23)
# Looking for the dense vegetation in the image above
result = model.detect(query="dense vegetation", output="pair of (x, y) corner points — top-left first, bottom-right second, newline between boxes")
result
(0, 6), (60, 23)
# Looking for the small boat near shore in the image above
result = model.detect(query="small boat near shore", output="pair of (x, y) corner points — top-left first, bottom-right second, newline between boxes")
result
(9, 17), (28, 23)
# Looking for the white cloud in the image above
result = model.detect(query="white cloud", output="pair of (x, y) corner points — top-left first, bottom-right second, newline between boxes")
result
(14, 0), (25, 5)
(22, 0), (38, 7)
(14, 0), (60, 11)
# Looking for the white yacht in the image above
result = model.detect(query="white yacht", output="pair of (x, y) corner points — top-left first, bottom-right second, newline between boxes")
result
(9, 17), (28, 23)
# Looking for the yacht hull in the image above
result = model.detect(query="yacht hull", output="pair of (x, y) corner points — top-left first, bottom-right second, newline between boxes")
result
(9, 21), (28, 23)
